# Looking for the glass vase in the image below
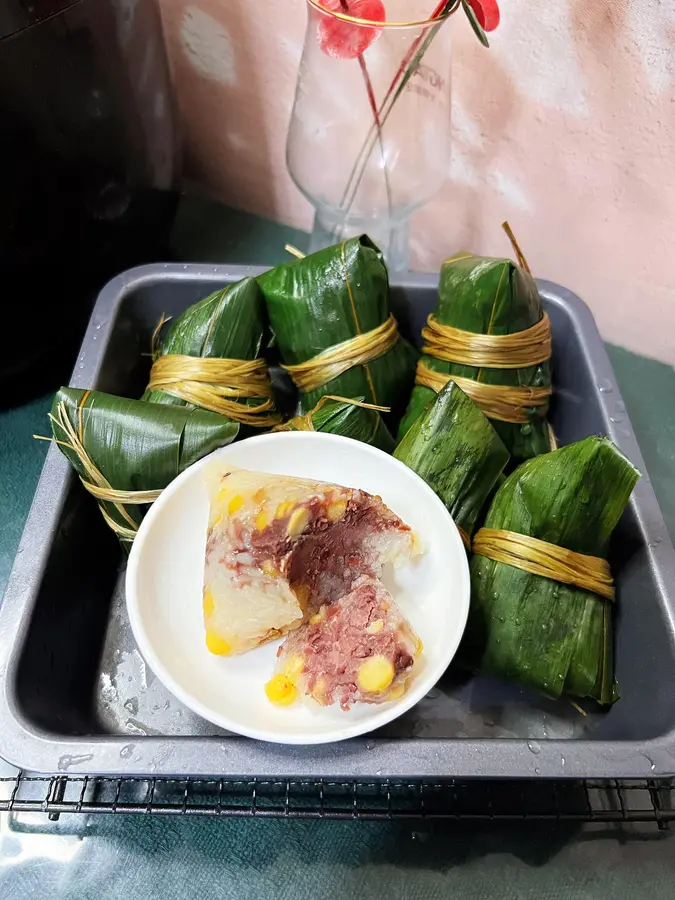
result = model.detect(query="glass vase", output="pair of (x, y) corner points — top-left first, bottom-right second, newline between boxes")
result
(287, 1), (456, 272)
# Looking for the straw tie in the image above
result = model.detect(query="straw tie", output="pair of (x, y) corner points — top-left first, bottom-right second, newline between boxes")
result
(472, 528), (615, 601)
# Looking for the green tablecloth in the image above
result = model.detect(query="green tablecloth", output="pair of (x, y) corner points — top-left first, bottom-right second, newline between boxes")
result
(1, 200), (675, 898)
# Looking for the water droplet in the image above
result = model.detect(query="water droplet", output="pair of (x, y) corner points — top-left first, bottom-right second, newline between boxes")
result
(534, 767), (541, 775)
(95, 323), (101, 330)
(78, 363), (84, 369)
(120, 744), (135, 759)
(58, 752), (94, 771)
(597, 381), (613, 393)
(124, 697), (138, 715)
(425, 688), (440, 701)
(521, 424), (532, 436)
(609, 416), (623, 424)
(163, 699), (171, 710)
(527, 741), (541, 755)
(560, 756), (565, 767)
(365, 740), (376, 750)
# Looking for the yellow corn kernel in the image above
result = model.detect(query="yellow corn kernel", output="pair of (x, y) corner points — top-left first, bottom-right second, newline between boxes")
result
(275, 500), (295, 520)
(312, 677), (328, 702)
(264, 675), (297, 706)
(357, 656), (395, 694)
(287, 507), (310, 539)
(261, 559), (280, 578)
(416, 637), (424, 657)
(205, 631), (231, 656)
(326, 499), (347, 522)
(228, 494), (244, 516)
(293, 583), (310, 611)
(252, 487), (266, 504)
(387, 682), (406, 701)
(309, 606), (326, 625)
(202, 590), (215, 619)
(284, 655), (305, 681)
(255, 510), (269, 531)
(366, 619), (384, 635)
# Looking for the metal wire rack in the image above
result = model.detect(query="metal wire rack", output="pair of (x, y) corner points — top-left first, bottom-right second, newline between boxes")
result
(1, 775), (673, 826)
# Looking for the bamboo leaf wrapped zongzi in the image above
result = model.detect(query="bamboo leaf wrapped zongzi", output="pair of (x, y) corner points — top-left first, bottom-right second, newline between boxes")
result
(143, 277), (279, 428)
(398, 253), (552, 460)
(463, 436), (640, 704)
(274, 396), (396, 452)
(48, 387), (238, 544)
(394, 380), (510, 546)
(258, 236), (417, 444)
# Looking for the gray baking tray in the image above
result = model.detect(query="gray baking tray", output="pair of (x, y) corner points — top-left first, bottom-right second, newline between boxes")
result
(1, 264), (674, 780)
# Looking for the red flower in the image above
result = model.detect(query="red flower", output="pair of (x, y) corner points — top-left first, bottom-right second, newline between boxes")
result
(466, 0), (500, 32)
(317, 0), (387, 60)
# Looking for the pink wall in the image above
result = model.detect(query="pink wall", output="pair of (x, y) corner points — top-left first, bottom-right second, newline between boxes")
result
(160, 0), (675, 364)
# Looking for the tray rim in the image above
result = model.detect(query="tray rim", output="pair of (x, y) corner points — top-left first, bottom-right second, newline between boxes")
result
(1, 262), (675, 779)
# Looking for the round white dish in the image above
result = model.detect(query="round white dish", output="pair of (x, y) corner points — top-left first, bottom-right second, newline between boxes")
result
(126, 431), (470, 745)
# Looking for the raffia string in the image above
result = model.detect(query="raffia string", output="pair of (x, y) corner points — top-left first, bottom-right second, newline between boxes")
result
(502, 220), (532, 274)
(273, 395), (390, 432)
(147, 355), (281, 427)
(472, 528), (615, 601)
(457, 526), (471, 552)
(421, 313), (552, 369)
(282, 313), (400, 394)
(284, 244), (306, 260)
(416, 364), (551, 425)
(35, 400), (162, 542)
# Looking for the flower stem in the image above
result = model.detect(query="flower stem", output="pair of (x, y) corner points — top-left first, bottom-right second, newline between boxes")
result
(337, 1), (458, 220)
(338, 0), (394, 244)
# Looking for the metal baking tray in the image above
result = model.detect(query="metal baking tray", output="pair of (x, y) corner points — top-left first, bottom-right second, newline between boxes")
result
(1, 264), (674, 780)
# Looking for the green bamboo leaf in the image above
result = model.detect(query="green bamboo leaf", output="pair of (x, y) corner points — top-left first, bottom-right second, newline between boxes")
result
(398, 254), (551, 460)
(258, 236), (418, 445)
(394, 380), (509, 537)
(51, 387), (238, 541)
(281, 397), (396, 452)
(463, 436), (640, 704)
(461, 0), (490, 47)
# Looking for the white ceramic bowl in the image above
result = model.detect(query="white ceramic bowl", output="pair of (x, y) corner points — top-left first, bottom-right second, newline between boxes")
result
(126, 432), (470, 745)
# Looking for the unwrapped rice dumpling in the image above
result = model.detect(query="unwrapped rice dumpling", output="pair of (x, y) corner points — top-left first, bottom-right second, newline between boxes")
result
(266, 577), (421, 710)
(463, 436), (639, 704)
(394, 380), (510, 547)
(399, 253), (552, 460)
(203, 466), (416, 656)
(258, 236), (417, 442)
